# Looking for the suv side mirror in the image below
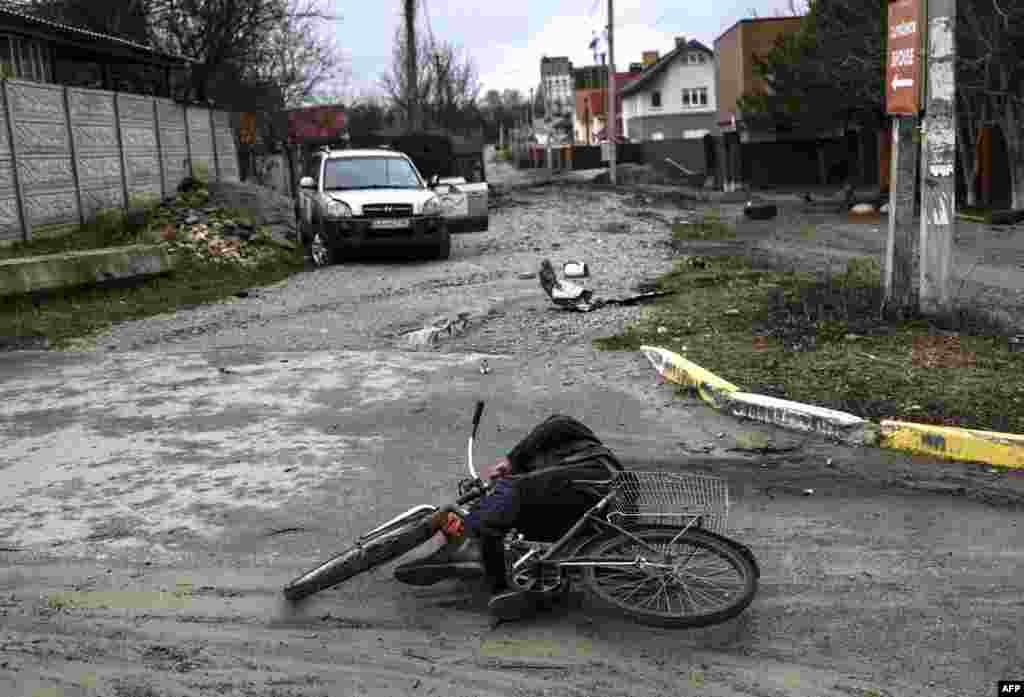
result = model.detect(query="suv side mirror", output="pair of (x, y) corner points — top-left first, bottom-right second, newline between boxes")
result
(299, 176), (315, 189)
(430, 175), (439, 187)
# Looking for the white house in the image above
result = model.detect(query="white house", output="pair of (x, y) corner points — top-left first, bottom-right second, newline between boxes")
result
(620, 38), (717, 143)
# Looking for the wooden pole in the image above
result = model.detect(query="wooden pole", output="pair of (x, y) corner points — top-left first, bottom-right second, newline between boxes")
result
(918, 0), (956, 315)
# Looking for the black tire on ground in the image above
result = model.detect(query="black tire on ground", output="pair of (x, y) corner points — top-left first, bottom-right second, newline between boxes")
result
(744, 202), (778, 220)
(579, 527), (758, 629)
(283, 516), (435, 602)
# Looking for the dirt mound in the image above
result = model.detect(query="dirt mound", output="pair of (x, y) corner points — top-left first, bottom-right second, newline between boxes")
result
(207, 180), (298, 244)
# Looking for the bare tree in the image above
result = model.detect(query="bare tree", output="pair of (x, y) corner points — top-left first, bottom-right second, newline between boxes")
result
(957, 0), (1024, 208)
(381, 30), (480, 134)
(426, 39), (481, 130)
(244, 0), (348, 109)
(380, 26), (434, 130)
(22, 0), (149, 43)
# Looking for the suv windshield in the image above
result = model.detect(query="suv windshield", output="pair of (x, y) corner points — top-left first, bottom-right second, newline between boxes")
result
(323, 157), (422, 190)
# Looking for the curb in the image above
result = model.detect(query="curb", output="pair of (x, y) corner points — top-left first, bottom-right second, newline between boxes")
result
(640, 345), (1023, 468)
(0, 244), (174, 297)
(880, 420), (1024, 469)
(724, 392), (873, 446)
(640, 345), (738, 409)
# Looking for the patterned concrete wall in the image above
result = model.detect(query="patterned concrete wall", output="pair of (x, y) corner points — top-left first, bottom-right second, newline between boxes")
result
(186, 106), (215, 179)
(0, 79), (239, 243)
(8, 80), (79, 232)
(118, 93), (161, 202)
(156, 99), (189, 193)
(212, 110), (239, 181)
(68, 87), (124, 220)
(0, 88), (22, 241)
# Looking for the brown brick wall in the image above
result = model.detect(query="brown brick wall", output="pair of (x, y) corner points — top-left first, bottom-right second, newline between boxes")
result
(714, 17), (803, 126)
(714, 26), (742, 126)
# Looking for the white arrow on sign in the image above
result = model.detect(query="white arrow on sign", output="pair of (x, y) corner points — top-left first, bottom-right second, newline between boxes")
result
(892, 76), (914, 89)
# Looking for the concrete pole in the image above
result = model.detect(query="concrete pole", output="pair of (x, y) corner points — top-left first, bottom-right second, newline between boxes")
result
(919, 0), (956, 314)
(404, 0), (417, 132)
(885, 117), (921, 313)
(607, 0), (617, 185)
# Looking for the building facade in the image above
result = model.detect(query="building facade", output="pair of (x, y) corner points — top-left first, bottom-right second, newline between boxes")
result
(714, 16), (808, 190)
(620, 38), (717, 143)
(540, 56), (573, 118)
(571, 64), (642, 144)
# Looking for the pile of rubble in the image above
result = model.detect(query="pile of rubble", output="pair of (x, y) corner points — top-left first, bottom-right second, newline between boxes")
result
(143, 178), (299, 266)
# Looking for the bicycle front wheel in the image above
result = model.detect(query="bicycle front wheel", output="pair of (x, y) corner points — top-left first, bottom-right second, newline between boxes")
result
(579, 527), (758, 628)
(283, 516), (435, 602)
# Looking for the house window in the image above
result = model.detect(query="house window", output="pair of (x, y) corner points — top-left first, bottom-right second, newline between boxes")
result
(682, 87), (709, 108)
(650, 91), (661, 108)
(0, 35), (51, 82)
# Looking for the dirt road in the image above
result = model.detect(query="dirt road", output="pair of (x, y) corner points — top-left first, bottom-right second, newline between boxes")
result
(2, 184), (1022, 696)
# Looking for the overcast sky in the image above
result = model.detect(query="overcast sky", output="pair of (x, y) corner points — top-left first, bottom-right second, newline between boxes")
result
(326, 0), (801, 100)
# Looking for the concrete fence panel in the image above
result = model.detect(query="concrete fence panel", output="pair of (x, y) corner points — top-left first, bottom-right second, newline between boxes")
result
(68, 87), (124, 220)
(212, 109), (239, 181)
(0, 79), (239, 244)
(186, 106), (214, 180)
(156, 98), (189, 192)
(117, 93), (161, 203)
(0, 86), (22, 242)
(8, 80), (79, 235)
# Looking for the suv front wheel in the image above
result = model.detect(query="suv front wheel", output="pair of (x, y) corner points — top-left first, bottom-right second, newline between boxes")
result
(433, 227), (451, 260)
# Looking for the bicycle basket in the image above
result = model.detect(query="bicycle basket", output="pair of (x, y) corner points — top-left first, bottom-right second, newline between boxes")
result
(606, 471), (731, 536)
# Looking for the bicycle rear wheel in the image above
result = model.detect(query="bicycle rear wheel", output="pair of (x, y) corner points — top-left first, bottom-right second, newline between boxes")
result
(283, 515), (435, 602)
(579, 527), (757, 628)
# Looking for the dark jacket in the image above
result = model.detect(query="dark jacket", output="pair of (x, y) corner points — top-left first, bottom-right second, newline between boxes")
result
(504, 415), (623, 541)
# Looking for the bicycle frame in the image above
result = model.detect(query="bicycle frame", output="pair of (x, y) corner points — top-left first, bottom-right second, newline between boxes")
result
(508, 483), (710, 577)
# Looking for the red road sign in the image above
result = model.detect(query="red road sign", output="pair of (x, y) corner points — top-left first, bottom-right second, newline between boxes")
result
(886, 0), (923, 115)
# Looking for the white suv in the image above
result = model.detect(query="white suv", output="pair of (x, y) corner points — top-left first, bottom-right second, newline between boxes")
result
(296, 148), (449, 265)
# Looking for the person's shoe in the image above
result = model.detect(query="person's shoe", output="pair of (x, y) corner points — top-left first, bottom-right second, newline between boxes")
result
(393, 536), (485, 586)
(487, 589), (540, 622)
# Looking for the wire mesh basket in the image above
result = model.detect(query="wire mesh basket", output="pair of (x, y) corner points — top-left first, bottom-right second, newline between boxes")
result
(605, 471), (731, 536)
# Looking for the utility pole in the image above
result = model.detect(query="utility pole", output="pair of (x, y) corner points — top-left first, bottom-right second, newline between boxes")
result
(404, 0), (417, 132)
(884, 0), (924, 314)
(919, 0), (957, 314)
(607, 0), (617, 185)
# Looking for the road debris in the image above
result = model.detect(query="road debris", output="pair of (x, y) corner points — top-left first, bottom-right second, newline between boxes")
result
(538, 259), (672, 312)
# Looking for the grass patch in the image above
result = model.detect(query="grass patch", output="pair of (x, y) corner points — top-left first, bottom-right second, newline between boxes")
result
(671, 210), (736, 241)
(0, 202), (159, 261)
(595, 253), (1024, 433)
(958, 207), (994, 224)
(0, 238), (303, 349)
